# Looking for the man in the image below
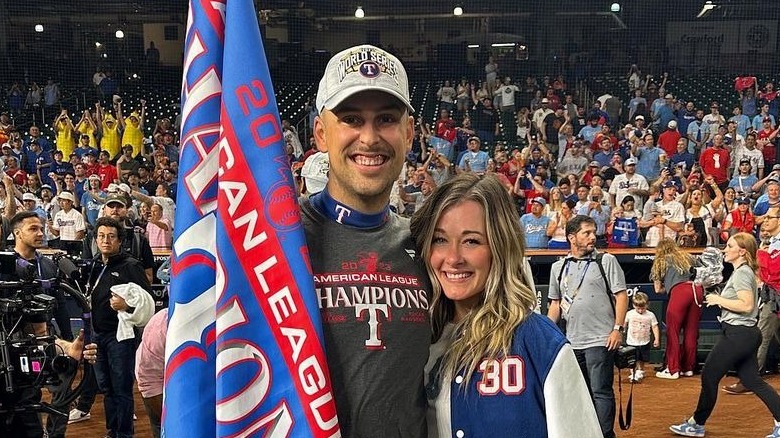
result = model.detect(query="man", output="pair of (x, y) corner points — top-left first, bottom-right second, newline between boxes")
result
(96, 150), (118, 190)
(658, 120), (681, 157)
(700, 134), (731, 190)
(301, 44), (430, 437)
(687, 109), (711, 156)
(733, 132), (764, 178)
(26, 125), (53, 153)
(609, 157), (649, 212)
(0, 211), (96, 438)
(470, 96), (500, 148)
(86, 216), (152, 438)
(496, 77), (519, 140)
(579, 115), (602, 145)
(702, 102), (726, 132)
(556, 142), (588, 178)
(520, 197), (551, 248)
(116, 144), (140, 181)
(542, 107), (565, 155)
(458, 136), (490, 175)
(74, 135), (97, 159)
(632, 133), (666, 184)
(27, 139), (54, 187)
(548, 215), (628, 438)
(639, 181), (686, 247)
(532, 98), (553, 135)
(669, 138), (695, 174)
(729, 160), (759, 200)
(577, 186), (611, 247)
(753, 103), (776, 132)
(677, 100), (697, 139)
(730, 105), (752, 137)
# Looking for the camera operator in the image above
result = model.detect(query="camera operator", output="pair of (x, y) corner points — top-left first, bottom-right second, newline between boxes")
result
(86, 216), (152, 438)
(1, 211), (97, 437)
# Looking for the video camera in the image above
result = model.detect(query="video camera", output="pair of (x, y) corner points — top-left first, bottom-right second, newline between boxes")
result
(0, 251), (92, 418)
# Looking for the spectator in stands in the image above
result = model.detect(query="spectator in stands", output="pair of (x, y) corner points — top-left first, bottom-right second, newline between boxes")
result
(739, 83), (759, 118)
(43, 79), (61, 108)
(435, 80), (456, 114)
(76, 109), (98, 149)
(455, 79), (470, 115)
(541, 107), (565, 156)
(97, 150), (119, 190)
(593, 138), (615, 169)
(49, 190), (86, 248)
(544, 186), (564, 217)
(521, 197), (551, 248)
(117, 145), (141, 182)
(545, 88), (561, 111)
(633, 132), (666, 184)
(469, 97), (499, 148)
(74, 134), (96, 159)
(546, 199), (575, 249)
(731, 106), (752, 137)
(27, 139), (54, 188)
(579, 115), (602, 145)
(607, 195), (642, 247)
(757, 117), (780, 170)
(514, 107), (532, 147)
(130, 183), (176, 229)
(146, 203), (172, 251)
(118, 99), (146, 158)
(514, 170), (549, 214)
(282, 119), (304, 162)
(640, 181), (685, 247)
(97, 103), (122, 160)
(760, 81), (779, 119)
(458, 136), (490, 175)
(26, 125), (51, 153)
(729, 160), (759, 199)
(592, 124), (618, 152)
(496, 77), (520, 141)
(5, 156), (27, 187)
(753, 103), (776, 132)
(658, 120), (681, 157)
(82, 174), (106, 229)
(557, 141), (588, 178)
(577, 186), (611, 247)
(670, 137), (695, 174)
(700, 134), (731, 190)
(25, 173), (43, 195)
(484, 56), (498, 93)
(651, 238), (702, 380)
(683, 176), (723, 246)
(720, 197), (755, 242)
(53, 110), (76, 158)
(754, 178), (780, 226)
(25, 82), (42, 110)
(563, 94), (578, 122)
(628, 89), (647, 122)
(686, 108), (710, 157)
(703, 102), (726, 133)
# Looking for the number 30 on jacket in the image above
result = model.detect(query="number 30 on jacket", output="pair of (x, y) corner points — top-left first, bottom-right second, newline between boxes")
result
(477, 356), (525, 395)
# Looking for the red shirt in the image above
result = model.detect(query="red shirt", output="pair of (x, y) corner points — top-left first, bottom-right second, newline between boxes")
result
(658, 130), (681, 157)
(592, 133), (618, 151)
(523, 189), (547, 213)
(700, 147), (730, 183)
(97, 163), (118, 190)
(758, 128), (777, 165)
(436, 118), (457, 143)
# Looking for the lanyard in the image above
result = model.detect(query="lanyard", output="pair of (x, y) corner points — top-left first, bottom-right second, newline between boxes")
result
(563, 259), (592, 299)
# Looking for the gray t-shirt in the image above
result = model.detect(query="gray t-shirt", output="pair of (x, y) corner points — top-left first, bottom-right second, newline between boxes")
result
(300, 198), (431, 438)
(663, 255), (695, 292)
(718, 264), (758, 327)
(549, 251), (627, 349)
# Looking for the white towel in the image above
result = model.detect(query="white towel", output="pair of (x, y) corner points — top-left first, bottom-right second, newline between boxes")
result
(111, 282), (155, 342)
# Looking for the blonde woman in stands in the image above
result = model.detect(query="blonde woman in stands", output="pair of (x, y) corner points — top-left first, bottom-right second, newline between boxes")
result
(651, 238), (703, 380)
(411, 173), (600, 437)
(545, 186), (564, 218)
(683, 175), (723, 246)
(546, 199), (575, 249)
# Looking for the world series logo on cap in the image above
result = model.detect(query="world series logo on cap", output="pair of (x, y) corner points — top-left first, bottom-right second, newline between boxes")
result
(336, 47), (400, 84)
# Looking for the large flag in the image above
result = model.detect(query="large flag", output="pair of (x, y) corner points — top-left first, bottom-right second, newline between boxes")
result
(164, 1), (340, 437)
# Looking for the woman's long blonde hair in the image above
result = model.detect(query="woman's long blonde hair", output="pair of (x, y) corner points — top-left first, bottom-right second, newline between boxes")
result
(650, 238), (693, 281)
(731, 232), (758, 271)
(410, 174), (536, 386)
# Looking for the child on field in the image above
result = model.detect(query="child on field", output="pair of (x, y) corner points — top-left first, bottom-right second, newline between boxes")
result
(625, 292), (660, 382)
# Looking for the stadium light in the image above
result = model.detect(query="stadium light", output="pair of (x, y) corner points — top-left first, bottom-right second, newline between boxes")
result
(95, 42), (102, 48)
(453, 5), (463, 16)
(610, 3), (621, 12)
(115, 29), (125, 39)
(34, 24), (44, 33)
(355, 6), (365, 18)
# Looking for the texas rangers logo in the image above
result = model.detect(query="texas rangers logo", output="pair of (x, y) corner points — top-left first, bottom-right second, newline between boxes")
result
(360, 61), (381, 78)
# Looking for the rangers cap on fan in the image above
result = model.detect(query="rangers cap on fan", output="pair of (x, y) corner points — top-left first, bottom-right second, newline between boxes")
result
(317, 45), (413, 114)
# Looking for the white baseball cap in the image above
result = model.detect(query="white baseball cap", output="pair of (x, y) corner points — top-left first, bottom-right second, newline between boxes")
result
(301, 152), (330, 195)
(58, 191), (75, 202)
(316, 45), (413, 114)
(22, 193), (37, 202)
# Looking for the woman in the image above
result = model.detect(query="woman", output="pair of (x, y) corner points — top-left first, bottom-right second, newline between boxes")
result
(54, 110), (76, 158)
(410, 174), (600, 437)
(683, 178), (723, 246)
(118, 100), (146, 158)
(75, 109), (98, 148)
(720, 197), (755, 242)
(146, 203), (172, 251)
(456, 79), (471, 115)
(515, 107), (532, 146)
(544, 186), (564, 218)
(546, 199), (575, 249)
(98, 105), (122, 160)
(651, 239), (702, 379)
(670, 233), (780, 437)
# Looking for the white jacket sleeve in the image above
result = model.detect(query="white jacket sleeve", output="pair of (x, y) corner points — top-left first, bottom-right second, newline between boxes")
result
(544, 344), (602, 438)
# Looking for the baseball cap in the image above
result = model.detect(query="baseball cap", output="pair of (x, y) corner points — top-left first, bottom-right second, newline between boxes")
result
(662, 181), (677, 189)
(40, 184), (52, 191)
(105, 194), (126, 207)
(468, 136), (481, 144)
(765, 117), (773, 123)
(1, 143), (10, 149)
(739, 159), (751, 165)
(635, 115), (645, 121)
(84, 149), (96, 156)
(665, 93), (674, 99)
(768, 177), (780, 186)
(773, 164), (780, 171)
(118, 183), (132, 194)
(531, 197), (547, 207)
(22, 193), (37, 202)
(624, 157), (637, 166)
(737, 197), (751, 205)
(668, 120), (678, 129)
(58, 191), (75, 202)
(107, 183), (119, 192)
(316, 45), (413, 114)
(88, 174), (101, 181)
(589, 160), (600, 168)
(300, 152), (329, 195)
(541, 98), (550, 104)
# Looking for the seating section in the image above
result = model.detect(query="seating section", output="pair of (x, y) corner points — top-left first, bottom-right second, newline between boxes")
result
(6, 75), (777, 143)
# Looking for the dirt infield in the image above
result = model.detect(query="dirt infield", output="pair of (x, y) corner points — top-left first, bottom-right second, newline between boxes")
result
(617, 365), (780, 437)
